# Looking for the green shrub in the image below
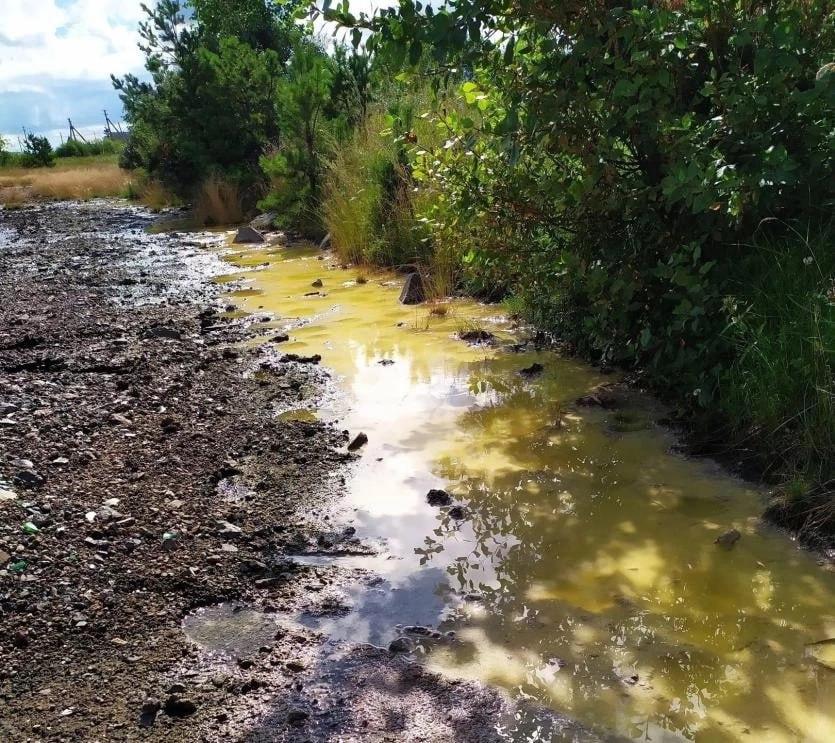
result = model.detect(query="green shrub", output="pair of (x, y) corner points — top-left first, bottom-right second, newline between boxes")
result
(55, 138), (121, 159)
(318, 0), (835, 506)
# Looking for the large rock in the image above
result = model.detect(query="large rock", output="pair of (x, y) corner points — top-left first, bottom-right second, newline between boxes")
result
(249, 212), (277, 231)
(399, 272), (425, 305)
(234, 226), (265, 244)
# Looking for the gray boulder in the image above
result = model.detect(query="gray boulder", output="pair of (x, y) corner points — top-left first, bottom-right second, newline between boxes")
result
(234, 226), (265, 244)
(399, 272), (425, 305)
(249, 212), (277, 231)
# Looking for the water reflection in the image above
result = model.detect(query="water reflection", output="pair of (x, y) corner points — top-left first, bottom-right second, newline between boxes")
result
(221, 240), (835, 742)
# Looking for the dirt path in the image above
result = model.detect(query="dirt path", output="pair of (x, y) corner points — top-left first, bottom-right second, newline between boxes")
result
(0, 202), (604, 742)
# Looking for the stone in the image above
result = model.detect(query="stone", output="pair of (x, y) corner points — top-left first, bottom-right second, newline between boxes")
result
(448, 505), (469, 521)
(576, 386), (619, 409)
(403, 625), (433, 636)
(286, 660), (305, 672)
(272, 333), (290, 343)
(389, 637), (414, 653)
(311, 279), (323, 288)
(426, 489), (453, 507)
(143, 325), (181, 340)
(280, 353), (321, 365)
(217, 520), (243, 537)
(249, 212), (277, 231)
(163, 696), (197, 718)
(12, 470), (44, 490)
(519, 362), (545, 378)
(399, 272), (425, 305)
(234, 226), (265, 244)
(715, 529), (741, 550)
(287, 709), (309, 725)
(459, 329), (495, 345)
(12, 629), (30, 648)
(138, 698), (160, 728)
(347, 432), (368, 452)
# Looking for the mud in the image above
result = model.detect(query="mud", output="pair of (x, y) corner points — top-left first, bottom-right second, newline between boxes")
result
(0, 201), (603, 742)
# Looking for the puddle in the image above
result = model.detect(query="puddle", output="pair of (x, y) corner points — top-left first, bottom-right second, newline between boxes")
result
(277, 408), (319, 423)
(218, 241), (835, 741)
(183, 603), (279, 658)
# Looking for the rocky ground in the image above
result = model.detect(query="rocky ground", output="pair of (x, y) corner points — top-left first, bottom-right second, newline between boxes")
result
(0, 201), (604, 743)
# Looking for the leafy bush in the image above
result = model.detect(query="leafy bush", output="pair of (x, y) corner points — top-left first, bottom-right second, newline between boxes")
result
(318, 0), (835, 511)
(258, 41), (334, 236)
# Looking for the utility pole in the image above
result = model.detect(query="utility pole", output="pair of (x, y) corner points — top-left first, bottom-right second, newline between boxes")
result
(67, 118), (88, 144)
(103, 110), (123, 135)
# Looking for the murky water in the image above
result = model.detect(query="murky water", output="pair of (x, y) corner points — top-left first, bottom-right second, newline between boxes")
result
(218, 240), (835, 742)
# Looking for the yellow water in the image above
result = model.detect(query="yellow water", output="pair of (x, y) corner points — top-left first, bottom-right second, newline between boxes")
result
(218, 240), (835, 742)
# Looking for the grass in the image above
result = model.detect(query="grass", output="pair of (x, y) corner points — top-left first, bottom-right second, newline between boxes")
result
(194, 175), (245, 226)
(720, 224), (834, 541)
(0, 155), (135, 206)
(138, 179), (178, 211)
(322, 89), (465, 297)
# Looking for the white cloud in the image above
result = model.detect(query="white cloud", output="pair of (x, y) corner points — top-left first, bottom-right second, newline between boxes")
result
(0, 0), (146, 84)
(0, 0), (148, 137)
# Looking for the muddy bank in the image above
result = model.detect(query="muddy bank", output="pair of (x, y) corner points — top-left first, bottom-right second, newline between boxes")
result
(0, 202), (602, 742)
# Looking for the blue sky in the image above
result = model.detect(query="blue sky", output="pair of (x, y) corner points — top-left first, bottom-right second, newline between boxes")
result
(0, 0), (392, 148)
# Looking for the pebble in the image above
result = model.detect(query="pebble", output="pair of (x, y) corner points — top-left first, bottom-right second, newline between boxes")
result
(347, 432), (368, 452)
(163, 696), (197, 718)
(426, 489), (452, 507)
(287, 709), (309, 725)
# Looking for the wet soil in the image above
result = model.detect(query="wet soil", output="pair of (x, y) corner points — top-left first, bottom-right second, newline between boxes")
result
(0, 202), (603, 742)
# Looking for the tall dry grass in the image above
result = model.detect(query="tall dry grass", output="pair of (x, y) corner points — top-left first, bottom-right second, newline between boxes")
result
(194, 176), (245, 226)
(322, 90), (467, 299)
(0, 160), (134, 206)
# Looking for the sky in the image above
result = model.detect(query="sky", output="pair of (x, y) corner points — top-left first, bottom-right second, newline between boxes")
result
(0, 0), (393, 148)
(0, 0), (149, 147)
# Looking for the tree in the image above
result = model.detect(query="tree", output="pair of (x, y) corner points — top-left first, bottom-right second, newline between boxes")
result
(191, 0), (302, 58)
(22, 133), (54, 168)
(259, 41), (334, 234)
(113, 0), (303, 192)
